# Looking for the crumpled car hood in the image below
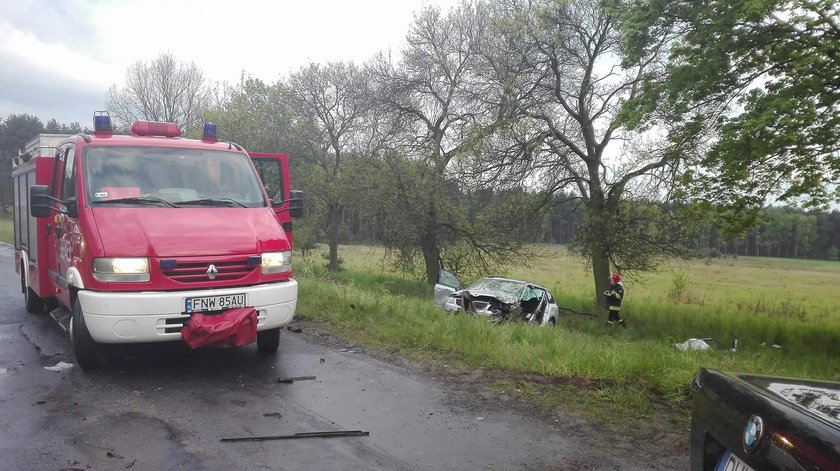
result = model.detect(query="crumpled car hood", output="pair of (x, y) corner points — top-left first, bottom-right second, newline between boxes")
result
(457, 289), (518, 305)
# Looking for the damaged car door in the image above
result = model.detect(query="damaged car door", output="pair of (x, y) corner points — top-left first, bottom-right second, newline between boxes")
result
(434, 269), (463, 310)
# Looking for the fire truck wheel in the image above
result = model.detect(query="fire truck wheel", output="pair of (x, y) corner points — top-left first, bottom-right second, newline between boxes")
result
(257, 327), (280, 353)
(70, 299), (110, 369)
(25, 287), (45, 313)
(23, 272), (45, 314)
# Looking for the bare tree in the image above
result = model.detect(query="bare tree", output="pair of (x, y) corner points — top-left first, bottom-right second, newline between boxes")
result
(368, 2), (537, 285)
(285, 61), (368, 271)
(106, 53), (211, 133)
(481, 0), (690, 305)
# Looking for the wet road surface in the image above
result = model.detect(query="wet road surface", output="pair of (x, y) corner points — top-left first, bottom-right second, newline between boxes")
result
(0, 244), (681, 470)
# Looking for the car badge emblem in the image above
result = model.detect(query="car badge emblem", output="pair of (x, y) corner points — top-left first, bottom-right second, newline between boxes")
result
(743, 415), (764, 453)
(207, 264), (218, 280)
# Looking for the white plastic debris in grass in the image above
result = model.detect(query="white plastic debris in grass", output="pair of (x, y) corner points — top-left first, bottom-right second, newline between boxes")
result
(43, 361), (74, 371)
(674, 338), (712, 351)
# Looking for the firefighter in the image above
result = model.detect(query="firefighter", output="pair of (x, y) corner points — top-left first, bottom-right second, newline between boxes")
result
(604, 273), (625, 328)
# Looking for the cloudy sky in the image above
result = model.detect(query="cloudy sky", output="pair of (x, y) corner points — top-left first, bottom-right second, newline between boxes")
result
(0, 0), (457, 127)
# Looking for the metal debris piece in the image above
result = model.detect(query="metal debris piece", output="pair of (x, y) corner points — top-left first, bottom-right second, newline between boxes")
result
(276, 375), (316, 384)
(44, 361), (74, 371)
(263, 412), (282, 419)
(221, 430), (370, 443)
(106, 450), (124, 459)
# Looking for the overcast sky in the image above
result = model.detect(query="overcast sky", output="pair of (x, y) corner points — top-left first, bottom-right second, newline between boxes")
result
(0, 0), (458, 127)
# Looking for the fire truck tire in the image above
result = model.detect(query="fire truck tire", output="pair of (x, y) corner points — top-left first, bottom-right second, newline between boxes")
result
(23, 271), (45, 314)
(257, 327), (280, 353)
(25, 287), (45, 313)
(70, 299), (110, 369)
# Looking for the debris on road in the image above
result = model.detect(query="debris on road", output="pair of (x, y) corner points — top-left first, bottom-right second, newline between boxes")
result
(220, 430), (370, 443)
(276, 375), (316, 384)
(44, 361), (74, 371)
(106, 450), (124, 459)
(287, 325), (303, 333)
(263, 412), (282, 419)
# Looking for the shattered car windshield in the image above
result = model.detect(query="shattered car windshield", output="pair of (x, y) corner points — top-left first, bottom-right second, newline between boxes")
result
(467, 278), (526, 298)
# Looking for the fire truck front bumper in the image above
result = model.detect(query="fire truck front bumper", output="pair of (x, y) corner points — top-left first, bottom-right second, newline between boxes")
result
(77, 280), (298, 344)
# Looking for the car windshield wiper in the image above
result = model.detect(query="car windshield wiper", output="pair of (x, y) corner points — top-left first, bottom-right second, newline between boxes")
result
(178, 198), (248, 208)
(92, 197), (178, 208)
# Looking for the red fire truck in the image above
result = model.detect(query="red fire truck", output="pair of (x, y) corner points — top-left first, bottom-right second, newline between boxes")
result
(12, 112), (302, 369)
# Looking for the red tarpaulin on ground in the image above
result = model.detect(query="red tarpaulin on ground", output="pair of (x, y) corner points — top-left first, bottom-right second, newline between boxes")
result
(181, 307), (257, 349)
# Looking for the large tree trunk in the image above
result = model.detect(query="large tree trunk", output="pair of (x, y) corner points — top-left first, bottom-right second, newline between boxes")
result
(589, 214), (612, 310)
(326, 203), (340, 272)
(420, 202), (441, 286)
(421, 237), (441, 286)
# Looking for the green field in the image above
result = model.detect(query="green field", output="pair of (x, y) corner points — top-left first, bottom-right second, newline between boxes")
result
(293, 244), (840, 427)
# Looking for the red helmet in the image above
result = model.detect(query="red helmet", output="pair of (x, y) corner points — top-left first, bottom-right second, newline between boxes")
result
(610, 273), (621, 282)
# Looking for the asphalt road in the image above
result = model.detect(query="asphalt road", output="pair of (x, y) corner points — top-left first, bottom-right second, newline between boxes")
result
(0, 244), (680, 470)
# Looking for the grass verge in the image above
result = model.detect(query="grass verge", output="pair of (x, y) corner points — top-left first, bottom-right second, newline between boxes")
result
(293, 245), (840, 438)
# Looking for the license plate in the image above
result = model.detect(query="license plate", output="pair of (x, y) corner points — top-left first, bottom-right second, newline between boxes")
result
(185, 294), (247, 313)
(715, 451), (756, 471)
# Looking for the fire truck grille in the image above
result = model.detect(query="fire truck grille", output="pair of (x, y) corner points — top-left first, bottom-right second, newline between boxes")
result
(161, 258), (257, 283)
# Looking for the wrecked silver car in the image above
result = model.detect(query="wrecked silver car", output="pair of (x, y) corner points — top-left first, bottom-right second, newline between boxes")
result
(434, 270), (559, 326)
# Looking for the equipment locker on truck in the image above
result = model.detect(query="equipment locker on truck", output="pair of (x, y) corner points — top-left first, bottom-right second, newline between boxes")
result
(13, 112), (303, 369)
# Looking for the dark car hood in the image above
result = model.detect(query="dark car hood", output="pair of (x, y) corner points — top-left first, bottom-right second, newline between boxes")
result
(737, 373), (840, 429)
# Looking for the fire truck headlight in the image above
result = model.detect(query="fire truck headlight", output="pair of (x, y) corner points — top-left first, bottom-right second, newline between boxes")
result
(261, 251), (291, 274)
(93, 257), (150, 282)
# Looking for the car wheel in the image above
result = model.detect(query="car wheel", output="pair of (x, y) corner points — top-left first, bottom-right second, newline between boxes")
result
(23, 272), (45, 314)
(257, 327), (280, 354)
(70, 298), (109, 370)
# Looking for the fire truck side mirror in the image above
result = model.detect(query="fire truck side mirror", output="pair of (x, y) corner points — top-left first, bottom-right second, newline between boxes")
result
(289, 190), (304, 218)
(30, 185), (52, 218)
(272, 190), (304, 218)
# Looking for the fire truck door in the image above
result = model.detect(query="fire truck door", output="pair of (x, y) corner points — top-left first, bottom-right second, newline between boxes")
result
(49, 146), (77, 307)
(249, 153), (290, 222)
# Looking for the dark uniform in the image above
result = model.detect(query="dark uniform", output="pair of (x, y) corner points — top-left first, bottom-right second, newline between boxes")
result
(604, 274), (625, 327)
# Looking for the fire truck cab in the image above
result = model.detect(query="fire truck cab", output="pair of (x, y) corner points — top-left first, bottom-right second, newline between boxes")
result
(12, 113), (302, 369)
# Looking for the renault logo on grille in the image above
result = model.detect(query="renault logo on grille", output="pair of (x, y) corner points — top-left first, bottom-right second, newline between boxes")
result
(207, 264), (218, 280)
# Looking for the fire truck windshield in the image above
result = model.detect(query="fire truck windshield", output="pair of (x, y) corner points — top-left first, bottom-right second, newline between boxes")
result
(83, 147), (267, 207)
